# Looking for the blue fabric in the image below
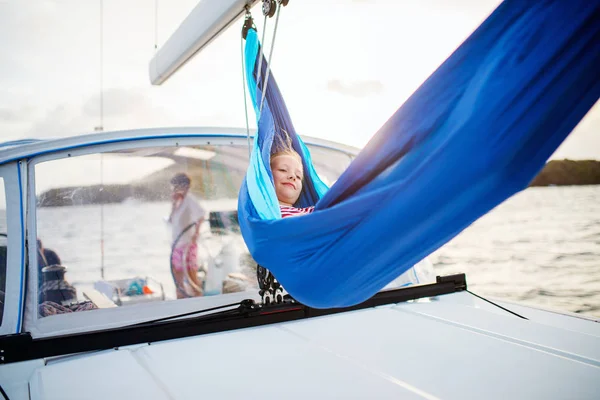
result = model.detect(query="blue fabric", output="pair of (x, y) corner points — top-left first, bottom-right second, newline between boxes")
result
(238, 0), (600, 308)
(243, 30), (328, 220)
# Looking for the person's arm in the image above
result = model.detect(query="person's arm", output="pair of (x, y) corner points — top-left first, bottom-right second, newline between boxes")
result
(190, 200), (206, 242)
(191, 216), (204, 242)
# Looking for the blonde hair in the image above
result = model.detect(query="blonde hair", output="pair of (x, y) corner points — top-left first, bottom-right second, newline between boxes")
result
(270, 129), (302, 164)
(271, 148), (302, 164)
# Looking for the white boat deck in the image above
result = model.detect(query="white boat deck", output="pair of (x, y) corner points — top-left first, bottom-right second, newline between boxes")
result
(3, 291), (598, 400)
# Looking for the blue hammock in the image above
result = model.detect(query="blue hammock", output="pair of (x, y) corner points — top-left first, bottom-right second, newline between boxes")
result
(238, 0), (600, 308)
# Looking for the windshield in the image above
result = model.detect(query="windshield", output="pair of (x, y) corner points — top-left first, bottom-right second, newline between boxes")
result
(33, 142), (353, 322)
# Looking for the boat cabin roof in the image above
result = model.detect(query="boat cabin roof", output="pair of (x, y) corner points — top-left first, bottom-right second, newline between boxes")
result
(0, 127), (359, 166)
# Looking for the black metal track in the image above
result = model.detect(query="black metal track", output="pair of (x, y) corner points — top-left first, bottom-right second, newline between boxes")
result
(0, 274), (466, 364)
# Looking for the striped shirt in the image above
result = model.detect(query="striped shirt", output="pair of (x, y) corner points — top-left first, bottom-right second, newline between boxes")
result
(280, 205), (315, 218)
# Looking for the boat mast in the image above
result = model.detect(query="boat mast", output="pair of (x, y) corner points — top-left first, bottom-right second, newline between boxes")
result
(95, 0), (105, 278)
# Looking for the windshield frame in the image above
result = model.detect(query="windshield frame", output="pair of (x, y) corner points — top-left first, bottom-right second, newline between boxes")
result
(0, 162), (26, 336)
(1, 274), (467, 365)
(22, 134), (357, 339)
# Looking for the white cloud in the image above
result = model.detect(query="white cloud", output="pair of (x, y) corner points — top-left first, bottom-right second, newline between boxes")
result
(0, 108), (26, 123)
(26, 88), (175, 139)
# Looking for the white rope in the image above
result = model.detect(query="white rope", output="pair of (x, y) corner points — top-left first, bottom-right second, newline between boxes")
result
(259, 2), (282, 114)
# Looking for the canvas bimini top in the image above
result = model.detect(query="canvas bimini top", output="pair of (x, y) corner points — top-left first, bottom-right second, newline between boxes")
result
(0, 127), (357, 167)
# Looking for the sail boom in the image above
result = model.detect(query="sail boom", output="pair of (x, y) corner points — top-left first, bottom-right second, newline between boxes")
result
(149, 0), (258, 85)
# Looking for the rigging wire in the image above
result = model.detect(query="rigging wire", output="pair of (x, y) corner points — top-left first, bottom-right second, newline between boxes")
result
(255, 14), (268, 87)
(241, 26), (252, 159)
(99, 0), (104, 132)
(240, 1), (285, 157)
(154, 0), (159, 51)
(259, 2), (283, 114)
(466, 289), (528, 320)
(0, 383), (9, 400)
(128, 300), (247, 327)
(99, 0), (105, 279)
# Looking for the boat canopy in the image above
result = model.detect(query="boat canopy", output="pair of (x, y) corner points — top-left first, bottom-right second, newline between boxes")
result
(238, 0), (600, 308)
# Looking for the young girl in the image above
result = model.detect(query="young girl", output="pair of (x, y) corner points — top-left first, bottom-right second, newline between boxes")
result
(270, 145), (315, 218)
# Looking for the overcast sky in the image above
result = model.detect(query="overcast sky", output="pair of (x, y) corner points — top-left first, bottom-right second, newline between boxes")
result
(0, 0), (598, 159)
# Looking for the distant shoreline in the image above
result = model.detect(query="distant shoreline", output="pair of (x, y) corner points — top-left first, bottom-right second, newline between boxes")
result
(528, 159), (600, 187)
(36, 159), (599, 207)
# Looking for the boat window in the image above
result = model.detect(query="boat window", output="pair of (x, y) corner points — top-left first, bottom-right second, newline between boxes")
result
(0, 177), (6, 324)
(309, 146), (353, 186)
(33, 143), (352, 319)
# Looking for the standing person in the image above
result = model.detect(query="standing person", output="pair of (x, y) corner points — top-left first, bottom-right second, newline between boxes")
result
(168, 173), (206, 298)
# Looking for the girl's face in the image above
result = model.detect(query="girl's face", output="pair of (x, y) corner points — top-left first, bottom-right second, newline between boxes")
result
(271, 154), (303, 206)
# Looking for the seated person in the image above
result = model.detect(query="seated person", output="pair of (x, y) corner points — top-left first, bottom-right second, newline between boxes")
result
(37, 239), (62, 273)
(39, 265), (77, 306)
(36, 240), (77, 306)
(38, 238), (61, 266)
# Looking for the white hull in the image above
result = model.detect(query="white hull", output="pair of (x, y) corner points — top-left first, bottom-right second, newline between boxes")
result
(2, 291), (598, 399)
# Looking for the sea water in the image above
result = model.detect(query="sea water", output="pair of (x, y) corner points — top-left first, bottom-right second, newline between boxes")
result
(34, 186), (599, 317)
